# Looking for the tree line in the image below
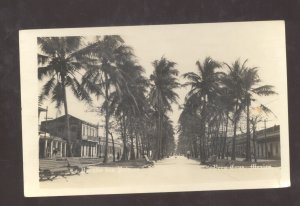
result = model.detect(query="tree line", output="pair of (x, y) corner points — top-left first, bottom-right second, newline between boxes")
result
(38, 36), (176, 162)
(38, 36), (276, 163)
(177, 57), (277, 163)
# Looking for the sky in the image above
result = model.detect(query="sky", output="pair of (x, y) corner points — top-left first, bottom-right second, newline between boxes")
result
(38, 21), (287, 137)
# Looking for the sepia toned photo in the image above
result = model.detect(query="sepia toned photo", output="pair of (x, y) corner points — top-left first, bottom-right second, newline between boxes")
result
(20, 21), (290, 197)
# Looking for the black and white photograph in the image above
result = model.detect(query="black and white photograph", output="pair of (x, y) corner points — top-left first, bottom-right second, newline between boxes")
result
(19, 21), (290, 197)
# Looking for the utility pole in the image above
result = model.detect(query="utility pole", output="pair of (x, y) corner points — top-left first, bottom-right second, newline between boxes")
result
(44, 106), (48, 137)
(264, 119), (268, 160)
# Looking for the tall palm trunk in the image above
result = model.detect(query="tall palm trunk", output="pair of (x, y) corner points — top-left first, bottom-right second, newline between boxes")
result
(245, 96), (251, 161)
(135, 131), (140, 159)
(154, 113), (160, 160)
(103, 73), (109, 163)
(121, 115), (128, 161)
(158, 109), (162, 159)
(231, 102), (239, 161)
(193, 139), (198, 158)
(62, 84), (72, 157)
(200, 95), (207, 162)
(231, 120), (237, 160)
(130, 136), (135, 160)
(221, 114), (229, 159)
(198, 134), (202, 160)
(252, 124), (257, 162)
(147, 135), (150, 157)
(129, 118), (135, 160)
(109, 131), (115, 162)
(215, 120), (221, 158)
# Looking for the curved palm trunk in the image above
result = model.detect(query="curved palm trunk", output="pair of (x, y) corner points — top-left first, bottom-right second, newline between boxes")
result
(63, 85), (73, 157)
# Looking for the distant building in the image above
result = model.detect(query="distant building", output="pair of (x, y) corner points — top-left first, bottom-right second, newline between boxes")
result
(226, 125), (280, 160)
(98, 138), (123, 160)
(40, 114), (123, 159)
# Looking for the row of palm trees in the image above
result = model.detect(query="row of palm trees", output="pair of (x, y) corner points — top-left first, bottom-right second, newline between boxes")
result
(177, 57), (276, 163)
(38, 36), (276, 163)
(38, 36), (177, 162)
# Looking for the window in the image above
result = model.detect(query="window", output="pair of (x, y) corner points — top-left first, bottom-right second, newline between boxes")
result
(82, 124), (86, 136)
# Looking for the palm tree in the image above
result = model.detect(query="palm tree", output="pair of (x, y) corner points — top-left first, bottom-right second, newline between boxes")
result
(218, 87), (234, 159)
(223, 59), (249, 160)
(178, 93), (202, 158)
(38, 37), (92, 156)
(241, 66), (277, 161)
(149, 57), (180, 160)
(80, 35), (135, 163)
(106, 60), (148, 161)
(182, 57), (222, 162)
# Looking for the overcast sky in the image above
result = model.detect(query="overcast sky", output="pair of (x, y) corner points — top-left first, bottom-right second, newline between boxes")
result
(39, 21), (287, 136)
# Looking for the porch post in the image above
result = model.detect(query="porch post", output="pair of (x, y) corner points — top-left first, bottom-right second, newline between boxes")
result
(83, 145), (85, 157)
(60, 142), (63, 157)
(95, 144), (98, 157)
(50, 140), (53, 158)
(44, 139), (48, 158)
(64, 143), (67, 157)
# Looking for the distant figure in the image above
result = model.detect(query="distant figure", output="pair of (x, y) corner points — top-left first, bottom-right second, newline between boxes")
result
(117, 152), (120, 160)
(52, 148), (58, 157)
(186, 151), (191, 159)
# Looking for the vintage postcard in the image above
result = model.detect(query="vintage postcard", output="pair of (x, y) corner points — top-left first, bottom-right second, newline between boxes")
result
(19, 21), (290, 197)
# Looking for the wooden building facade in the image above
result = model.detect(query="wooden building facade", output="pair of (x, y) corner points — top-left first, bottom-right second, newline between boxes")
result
(226, 125), (280, 160)
(40, 114), (100, 158)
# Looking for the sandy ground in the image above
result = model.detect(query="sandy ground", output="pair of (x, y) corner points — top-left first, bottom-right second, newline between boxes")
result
(39, 156), (281, 194)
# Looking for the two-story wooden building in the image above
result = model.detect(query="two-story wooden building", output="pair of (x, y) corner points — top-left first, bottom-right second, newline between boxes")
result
(226, 125), (280, 160)
(40, 114), (99, 157)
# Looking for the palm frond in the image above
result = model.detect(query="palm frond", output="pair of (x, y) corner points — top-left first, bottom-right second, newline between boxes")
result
(40, 77), (56, 97)
(252, 85), (277, 96)
(66, 76), (92, 103)
(260, 104), (277, 118)
(38, 66), (55, 80)
(51, 81), (64, 109)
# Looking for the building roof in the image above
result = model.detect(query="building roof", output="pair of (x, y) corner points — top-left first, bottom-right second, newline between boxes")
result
(226, 125), (280, 143)
(41, 114), (98, 128)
